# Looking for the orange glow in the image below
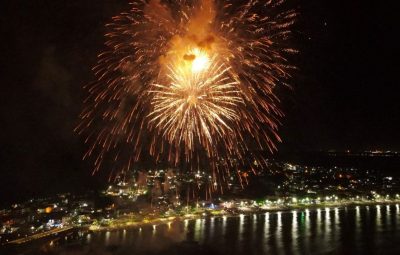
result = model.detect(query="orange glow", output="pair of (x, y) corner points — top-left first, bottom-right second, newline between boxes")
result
(77, 0), (296, 190)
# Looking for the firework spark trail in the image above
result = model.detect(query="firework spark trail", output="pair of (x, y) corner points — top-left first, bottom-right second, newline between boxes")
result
(77, 0), (296, 190)
(148, 53), (242, 157)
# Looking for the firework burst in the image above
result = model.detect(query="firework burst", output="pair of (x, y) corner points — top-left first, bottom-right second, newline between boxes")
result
(148, 51), (242, 158)
(77, 0), (296, 191)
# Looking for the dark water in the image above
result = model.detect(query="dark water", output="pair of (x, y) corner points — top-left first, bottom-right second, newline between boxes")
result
(27, 205), (400, 255)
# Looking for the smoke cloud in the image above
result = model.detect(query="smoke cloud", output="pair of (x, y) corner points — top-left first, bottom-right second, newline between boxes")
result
(148, 0), (219, 66)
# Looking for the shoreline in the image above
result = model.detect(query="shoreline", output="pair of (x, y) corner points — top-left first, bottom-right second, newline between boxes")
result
(2, 200), (399, 249)
(89, 200), (400, 232)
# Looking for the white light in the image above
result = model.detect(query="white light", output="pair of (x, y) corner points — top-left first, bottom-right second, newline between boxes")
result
(190, 48), (210, 73)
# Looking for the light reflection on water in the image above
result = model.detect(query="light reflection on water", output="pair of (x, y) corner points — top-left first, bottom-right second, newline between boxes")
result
(40, 205), (400, 255)
(291, 211), (298, 255)
(264, 212), (269, 246)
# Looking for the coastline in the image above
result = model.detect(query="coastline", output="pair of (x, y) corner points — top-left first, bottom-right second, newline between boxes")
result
(2, 199), (399, 249)
(88, 200), (400, 232)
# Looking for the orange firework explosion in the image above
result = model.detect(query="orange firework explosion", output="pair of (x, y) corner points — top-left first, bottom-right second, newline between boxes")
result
(76, 0), (296, 191)
(148, 51), (242, 158)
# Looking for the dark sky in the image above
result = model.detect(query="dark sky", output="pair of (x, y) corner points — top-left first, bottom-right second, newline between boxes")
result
(1, 0), (399, 204)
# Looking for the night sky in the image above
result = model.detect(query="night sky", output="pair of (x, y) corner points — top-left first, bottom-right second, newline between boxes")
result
(1, 0), (399, 204)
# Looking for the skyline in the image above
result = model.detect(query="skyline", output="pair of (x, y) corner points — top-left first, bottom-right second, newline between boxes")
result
(1, 0), (400, 205)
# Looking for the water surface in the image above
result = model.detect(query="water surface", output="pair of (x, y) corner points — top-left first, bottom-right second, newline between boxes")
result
(27, 205), (400, 255)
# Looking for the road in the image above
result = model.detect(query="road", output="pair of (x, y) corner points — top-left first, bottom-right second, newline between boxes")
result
(8, 226), (74, 245)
